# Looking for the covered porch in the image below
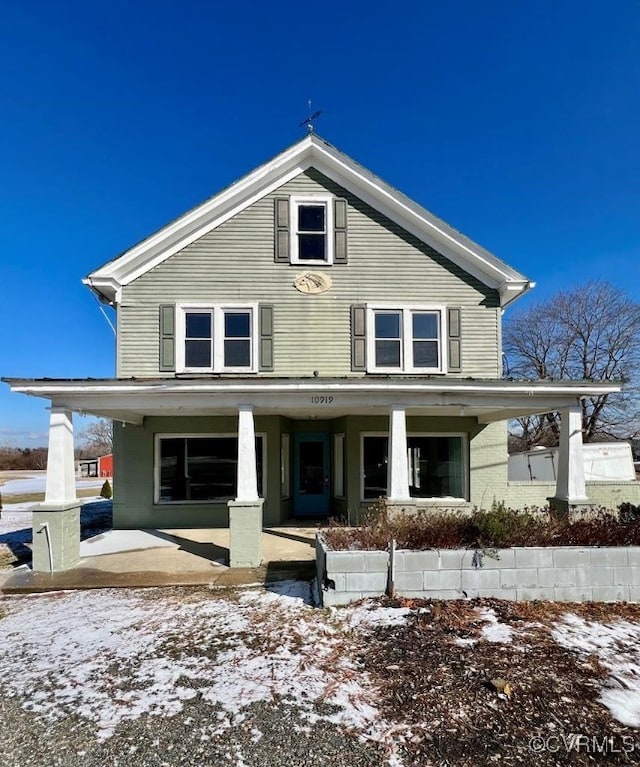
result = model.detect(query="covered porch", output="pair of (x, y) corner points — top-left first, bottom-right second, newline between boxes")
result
(5, 376), (621, 572)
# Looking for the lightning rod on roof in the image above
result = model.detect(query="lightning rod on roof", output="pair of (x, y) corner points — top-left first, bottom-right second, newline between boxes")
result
(299, 99), (322, 133)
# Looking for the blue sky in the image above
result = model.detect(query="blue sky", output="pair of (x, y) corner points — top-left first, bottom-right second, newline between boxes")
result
(1, 1), (639, 446)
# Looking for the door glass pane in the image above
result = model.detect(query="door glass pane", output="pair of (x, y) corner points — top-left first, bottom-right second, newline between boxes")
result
(299, 440), (324, 495)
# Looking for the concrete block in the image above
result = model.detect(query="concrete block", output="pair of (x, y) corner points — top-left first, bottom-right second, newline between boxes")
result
(346, 572), (388, 593)
(629, 567), (640, 586)
(516, 587), (555, 601)
(554, 587), (593, 602)
(325, 573), (346, 592)
(499, 568), (538, 590)
(483, 549), (515, 569)
(432, 570), (462, 590)
(590, 548), (628, 567)
(628, 586), (640, 602)
(364, 551), (389, 572)
(552, 548), (590, 568)
(395, 589), (430, 599)
(514, 548), (554, 569)
(394, 570), (424, 592)
(588, 567), (614, 587)
(439, 549), (467, 569)
(325, 551), (365, 573)
(397, 550), (439, 572)
(538, 567), (580, 588)
(461, 569), (500, 591)
(612, 567), (631, 586)
(625, 548), (640, 567)
(592, 586), (629, 602)
(323, 591), (363, 607)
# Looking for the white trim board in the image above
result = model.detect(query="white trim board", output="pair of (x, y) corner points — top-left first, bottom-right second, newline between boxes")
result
(84, 134), (533, 306)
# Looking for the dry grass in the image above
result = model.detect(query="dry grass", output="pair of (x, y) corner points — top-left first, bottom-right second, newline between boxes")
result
(1, 487), (102, 506)
(323, 501), (640, 551)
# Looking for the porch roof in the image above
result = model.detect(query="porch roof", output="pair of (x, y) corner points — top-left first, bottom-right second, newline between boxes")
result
(4, 376), (621, 425)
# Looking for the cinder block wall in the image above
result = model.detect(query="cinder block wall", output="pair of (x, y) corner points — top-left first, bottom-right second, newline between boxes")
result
(317, 536), (640, 606)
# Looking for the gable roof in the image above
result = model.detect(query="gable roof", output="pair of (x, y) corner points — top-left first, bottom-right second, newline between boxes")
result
(84, 133), (533, 306)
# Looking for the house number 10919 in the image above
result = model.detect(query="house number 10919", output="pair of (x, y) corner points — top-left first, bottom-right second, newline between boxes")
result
(311, 396), (334, 404)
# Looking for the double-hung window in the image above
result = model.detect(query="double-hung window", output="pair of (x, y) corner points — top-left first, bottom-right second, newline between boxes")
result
(178, 304), (258, 373)
(290, 195), (334, 264)
(367, 305), (445, 373)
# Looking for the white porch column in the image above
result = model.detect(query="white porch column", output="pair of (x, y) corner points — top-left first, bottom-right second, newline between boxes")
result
(32, 406), (81, 572)
(44, 407), (77, 505)
(228, 404), (263, 568)
(551, 405), (590, 507)
(235, 405), (259, 502)
(387, 405), (410, 501)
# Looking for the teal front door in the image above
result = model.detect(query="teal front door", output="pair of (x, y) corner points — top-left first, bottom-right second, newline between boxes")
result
(293, 432), (330, 517)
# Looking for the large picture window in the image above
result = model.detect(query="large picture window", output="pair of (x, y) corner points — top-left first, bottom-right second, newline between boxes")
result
(362, 434), (466, 500)
(366, 306), (444, 373)
(156, 435), (264, 503)
(177, 305), (258, 373)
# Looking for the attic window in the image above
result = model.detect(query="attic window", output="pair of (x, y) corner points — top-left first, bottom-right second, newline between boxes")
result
(290, 196), (334, 265)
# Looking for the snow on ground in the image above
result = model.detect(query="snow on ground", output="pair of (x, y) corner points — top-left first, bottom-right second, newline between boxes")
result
(0, 582), (410, 759)
(552, 613), (640, 728)
(1, 474), (106, 495)
(477, 607), (516, 643)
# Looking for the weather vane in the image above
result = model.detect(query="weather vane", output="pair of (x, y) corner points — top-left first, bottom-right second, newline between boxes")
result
(299, 99), (322, 133)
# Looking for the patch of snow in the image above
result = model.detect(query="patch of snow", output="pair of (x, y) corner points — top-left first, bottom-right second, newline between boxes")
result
(476, 608), (515, 643)
(339, 600), (412, 631)
(0, 584), (403, 748)
(552, 613), (640, 727)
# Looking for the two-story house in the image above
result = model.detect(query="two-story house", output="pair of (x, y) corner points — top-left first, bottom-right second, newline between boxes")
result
(6, 134), (620, 570)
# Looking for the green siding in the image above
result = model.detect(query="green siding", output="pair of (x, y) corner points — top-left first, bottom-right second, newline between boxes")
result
(114, 414), (508, 528)
(117, 169), (500, 378)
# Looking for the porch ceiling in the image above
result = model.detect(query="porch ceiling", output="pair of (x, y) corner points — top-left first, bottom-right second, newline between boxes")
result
(4, 376), (621, 425)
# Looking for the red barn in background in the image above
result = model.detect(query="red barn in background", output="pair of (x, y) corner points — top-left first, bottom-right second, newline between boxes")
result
(98, 454), (113, 477)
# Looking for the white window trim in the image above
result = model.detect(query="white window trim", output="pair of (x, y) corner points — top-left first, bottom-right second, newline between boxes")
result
(359, 431), (468, 502)
(290, 195), (334, 265)
(176, 303), (259, 374)
(154, 432), (267, 505)
(366, 304), (447, 374)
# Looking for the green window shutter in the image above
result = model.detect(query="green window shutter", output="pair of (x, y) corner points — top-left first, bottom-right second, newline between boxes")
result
(259, 304), (274, 371)
(333, 198), (348, 264)
(351, 304), (366, 371)
(159, 304), (176, 372)
(447, 307), (461, 372)
(274, 198), (290, 263)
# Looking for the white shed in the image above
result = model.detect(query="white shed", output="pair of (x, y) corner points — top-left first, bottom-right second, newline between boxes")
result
(508, 442), (636, 482)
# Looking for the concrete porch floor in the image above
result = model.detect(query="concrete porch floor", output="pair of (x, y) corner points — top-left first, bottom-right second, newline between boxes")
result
(0, 525), (319, 594)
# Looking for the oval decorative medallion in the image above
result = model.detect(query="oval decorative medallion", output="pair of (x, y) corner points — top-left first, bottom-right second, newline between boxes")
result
(293, 271), (332, 295)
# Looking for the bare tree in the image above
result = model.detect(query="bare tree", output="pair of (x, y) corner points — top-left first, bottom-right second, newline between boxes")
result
(504, 281), (640, 447)
(78, 418), (113, 456)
